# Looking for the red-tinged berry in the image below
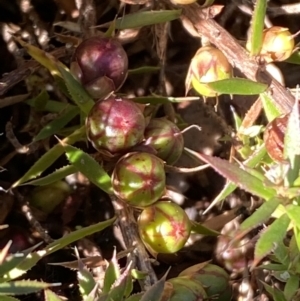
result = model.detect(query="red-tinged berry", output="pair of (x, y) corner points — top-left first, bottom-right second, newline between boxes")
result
(112, 152), (166, 207)
(86, 96), (146, 154)
(71, 37), (128, 99)
(144, 118), (184, 165)
(138, 201), (191, 253)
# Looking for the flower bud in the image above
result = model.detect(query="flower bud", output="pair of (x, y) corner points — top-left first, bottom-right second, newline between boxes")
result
(29, 181), (71, 214)
(138, 201), (191, 253)
(179, 263), (232, 301)
(259, 26), (294, 63)
(144, 118), (184, 165)
(86, 96), (145, 154)
(185, 46), (232, 97)
(112, 152), (166, 207)
(160, 276), (207, 301)
(71, 37), (128, 99)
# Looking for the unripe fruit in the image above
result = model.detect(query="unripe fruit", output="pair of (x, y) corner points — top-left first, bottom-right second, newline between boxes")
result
(160, 276), (207, 301)
(112, 152), (166, 206)
(144, 118), (184, 165)
(138, 201), (191, 254)
(264, 114), (287, 162)
(71, 37), (128, 99)
(185, 46), (232, 97)
(86, 96), (145, 154)
(29, 181), (71, 214)
(179, 263), (232, 301)
(255, 26), (294, 63)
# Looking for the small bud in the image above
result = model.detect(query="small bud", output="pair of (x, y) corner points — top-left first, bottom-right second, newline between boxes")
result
(179, 263), (232, 301)
(138, 201), (191, 253)
(29, 181), (71, 214)
(86, 96), (145, 154)
(144, 118), (184, 165)
(185, 46), (232, 97)
(112, 152), (166, 207)
(160, 276), (207, 301)
(71, 37), (128, 99)
(247, 26), (294, 63)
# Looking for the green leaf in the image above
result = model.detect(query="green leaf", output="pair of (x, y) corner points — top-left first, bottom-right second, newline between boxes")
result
(12, 126), (85, 187)
(25, 90), (50, 110)
(0, 280), (59, 296)
(102, 10), (181, 30)
(140, 269), (169, 301)
(239, 198), (281, 236)
(2, 217), (116, 281)
(77, 260), (96, 298)
(0, 296), (21, 301)
(190, 221), (219, 236)
(44, 216), (116, 255)
(248, 0), (267, 55)
(58, 66), (94, 115)
(263, 282), (287, 301)
(273, 241), (289, 267)
(286, 205), (300, 230)
(16, 38), (62, 77)
(284, 275), (299, 301)
(24, 165), (77, 186)
(34, 107), (80, 141)
(103, 250), (121, 294)
(26, 98), (77, 113)
(286, 51), (300, 65)
(253, 214), (290, 268)
(133, 95), (200, 104)
(44, 289), (65, 301)
(207, 78), (268, 95)
(260, 92), (282, 122)
(125, 293), (143, 301)
(203, 145), (267, 213)
(62, 144), (112, 194)
(0, 243), (41, 277)
(184, 148), (276, 201)
(128, 66), (160, 75)
(284, 101), (300, 186)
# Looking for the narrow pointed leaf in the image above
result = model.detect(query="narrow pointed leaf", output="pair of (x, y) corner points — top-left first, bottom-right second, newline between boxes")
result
(103, 250), (120, 294)
(12, 126), (85, 187)
(262, 282), (287, 301)
(15, 38), (62, 77)
(185, 148), (276, 200)
(0, 280), (59, 295)
(260, 92), (281, 122)
(1, 296), (21, 301)
(101, 10), (181, 30)
(191, 221), (219, 236)
(63, 144), (112, 194)
(253, 214), (290, 268)
(58, 66), (94, 115)
(284, 101), (300, 185)
(239, 197), (281, 235)
(44, 289), (65, 301)
(248, 0), (267, 55)
(286, 205), (300, 230)
(34, 107), (80, 141)
(284, 275), (299, 301)
(207, 78), (267, 95)
(203, 145), (267, 214)
(0, 243), (42, 277)
(140, 268), (170, 301)
(44, 216), (116, 255)
(24, 165), (77, 186)
(78, 261), (96, 298)
(125, 293), (143, 301)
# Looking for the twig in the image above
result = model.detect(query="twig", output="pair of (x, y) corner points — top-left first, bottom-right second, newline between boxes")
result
(177, 3), (295, 115)
(111, 195), (157, 290)
(13, 189), (54, 244)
